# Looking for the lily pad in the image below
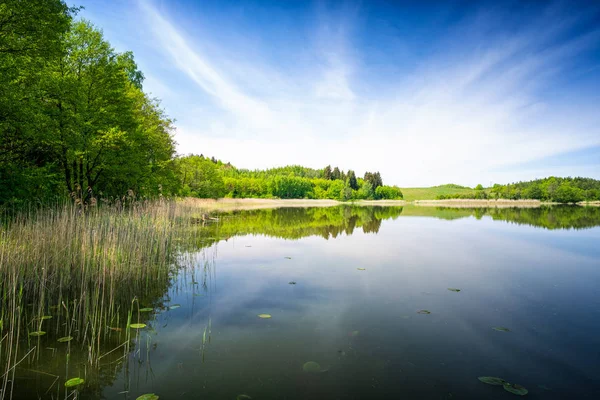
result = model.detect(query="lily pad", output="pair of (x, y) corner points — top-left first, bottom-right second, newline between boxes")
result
(236, 395), (252, 400)
(447, 288), (461, 292)
(139, 308), (153, 312)
(503, 383), (528, 396)
(168, 304), (181, 310)
(57, 336), (73, 343)
(29, 331), (46, 337)
(257, 314), (272, 319)
(417, 310), (431, 314)
(349, 330), (359, 337)
(478, 376), (507, 386)
(288, 281), (296, 285)
(41, 315), (53, 320)
(357, 268), (366, 271)
(492, 327), (510, 332)
(65, 377), (84, 388)
(284, 257), (292, 259)
(129, 323), (147, 329)
(136, 394), (159, 400)
(302, 361), (322, 373)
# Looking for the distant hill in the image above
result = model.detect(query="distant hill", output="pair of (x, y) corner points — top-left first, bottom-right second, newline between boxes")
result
(400, 184), (475, 201)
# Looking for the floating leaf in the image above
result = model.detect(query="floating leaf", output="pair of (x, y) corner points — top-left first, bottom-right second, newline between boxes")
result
(349, 330), (359, 337)
(257, 314), (272, 319)
(129, 323), (147, 329)
(139, 308), (153, 312)
(357, 268), (366, 271)
(109, 327), (122, 332)
(41, 315), (53, 320)
(237, 395), (252, 400)
(288, 281), (296, 285)
(29, 331), (46, 337)
(57, 336), (73, 343)
(168, 304), (181, 310)
(503, 383), (528, 396)
(447, 288), (461, 292)
(478, 376), (507, 386)
(65, 377), (84, 388)
(302, 361), (322, 373)
(417, 310), (431, 314)
(136, 394), (159, 400)
(492, 327), (510, 332)
(284, 257), (292, 259)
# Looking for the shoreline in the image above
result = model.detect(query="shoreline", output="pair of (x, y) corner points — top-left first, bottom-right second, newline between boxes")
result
(178, 198), (599, 211)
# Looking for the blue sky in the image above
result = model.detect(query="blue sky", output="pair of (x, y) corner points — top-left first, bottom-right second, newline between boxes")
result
(75, 0), (600, 187)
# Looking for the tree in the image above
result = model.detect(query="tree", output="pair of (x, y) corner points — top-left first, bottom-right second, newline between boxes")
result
(0, 0), (76, 204)
(331, 167), (341, 180)
(347, 170), (358, 190)
(364, 172), (383, 190)
(178, 155), (225, 198)
(475, 184), (484, 190)
(323, 165), (332, 180)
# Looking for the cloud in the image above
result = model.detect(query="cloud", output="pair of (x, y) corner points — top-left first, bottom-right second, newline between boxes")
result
(139, 0), (600, 186)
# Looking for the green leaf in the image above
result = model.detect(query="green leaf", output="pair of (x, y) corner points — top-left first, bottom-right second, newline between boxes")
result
(129, 323), (147, 329)
(503, 383), (528, 396)
(29, 331), (46, 337)
(349, 330), (359, 337)
(478, 376), (507, 386)
(41, 315), (53, 320)
(257, 314), (272, 319)
(168, 304), (180, 310)
(417, 310), (431, 314)
(57, 336), (73, 343)
(139, 308), (153, 312)
(357, 268), (366, 271)
(447, 288), (461, 292)
(136, 394), (159, 400)
(302, 361), (322, 373)
(492, 327), (510, 332)
(65, 377), (84, 388)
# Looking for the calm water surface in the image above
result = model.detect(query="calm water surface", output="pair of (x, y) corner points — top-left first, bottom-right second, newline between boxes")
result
(10, 206), (600, 399)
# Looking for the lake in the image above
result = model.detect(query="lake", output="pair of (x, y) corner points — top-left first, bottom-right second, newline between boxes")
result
(4, 205), (600, 399)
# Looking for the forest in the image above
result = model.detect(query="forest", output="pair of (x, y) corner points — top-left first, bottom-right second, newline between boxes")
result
(177, 155), (403, 201)
(436, 177), (600, 203)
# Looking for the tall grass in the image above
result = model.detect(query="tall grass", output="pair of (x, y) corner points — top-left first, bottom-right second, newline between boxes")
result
(0, 197), (211, 399)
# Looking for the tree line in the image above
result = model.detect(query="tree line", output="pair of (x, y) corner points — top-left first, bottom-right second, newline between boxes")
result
(176, 155), (404, 201)
(436, 177), (600, 203)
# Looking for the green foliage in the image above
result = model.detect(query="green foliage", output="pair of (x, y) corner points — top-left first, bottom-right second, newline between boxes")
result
(178, 160), (402, 201)
(489, 177), (599, 203)
(177, 155), (225, 198)
(0, 6), (176, 206)
(347, 170), (358, 190)
(375, 185), (404, 200)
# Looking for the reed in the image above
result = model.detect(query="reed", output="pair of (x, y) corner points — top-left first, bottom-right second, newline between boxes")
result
(0, 197), (212, 399)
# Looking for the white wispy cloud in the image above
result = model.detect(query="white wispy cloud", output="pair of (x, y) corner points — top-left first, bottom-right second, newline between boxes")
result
(139, 0), (600, 186)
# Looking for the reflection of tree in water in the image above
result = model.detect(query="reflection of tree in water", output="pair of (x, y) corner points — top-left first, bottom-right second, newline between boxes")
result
(432, 205), (600, 230)
(207, 206), (404, 240)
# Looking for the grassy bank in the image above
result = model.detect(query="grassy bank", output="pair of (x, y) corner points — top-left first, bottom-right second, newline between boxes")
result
(400, 185), (476, 201)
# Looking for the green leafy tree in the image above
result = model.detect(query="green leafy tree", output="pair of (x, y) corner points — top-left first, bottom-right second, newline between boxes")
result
(347, 170), (358, 190)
